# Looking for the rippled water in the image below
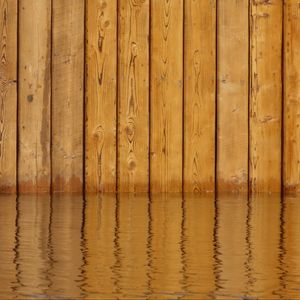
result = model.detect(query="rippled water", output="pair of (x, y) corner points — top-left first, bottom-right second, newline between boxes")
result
(0, 194), (300, 299)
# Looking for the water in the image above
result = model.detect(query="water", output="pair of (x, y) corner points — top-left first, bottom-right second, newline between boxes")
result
(0, 194), (300, 299)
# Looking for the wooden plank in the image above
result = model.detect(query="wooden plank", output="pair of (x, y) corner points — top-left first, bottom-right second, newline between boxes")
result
(150, 0), (183, 192)
(250, 0), (282, 193)
(183, 0), (216, 193)
(118, 0), (149, 192)
(85, 0), (117, 193)
(0, 0), (17, 193)
(52, 0), (84, 192)
(18, 0), (51, 193)
(217, 0), (249, 192)
(284, 0), (300, 193)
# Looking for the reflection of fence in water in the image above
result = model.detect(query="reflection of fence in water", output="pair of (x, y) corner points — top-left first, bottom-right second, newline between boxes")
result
(0, 194), (300, 298)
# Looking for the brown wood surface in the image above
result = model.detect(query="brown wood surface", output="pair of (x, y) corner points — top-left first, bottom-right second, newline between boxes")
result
(284, 0), (300, 193)
(217, 0), (249, 192)
(0, 0), (17, 193)
(2, 2), (300, 194)
(184, 0), (216, 193)
(150, 0), (183, 192)
(118, 0), (149, 192)
(18, 0), (51, 193)
(85, 0), (117, 193)
(250, 0), (282, 193)
(52, 0), (84, 192)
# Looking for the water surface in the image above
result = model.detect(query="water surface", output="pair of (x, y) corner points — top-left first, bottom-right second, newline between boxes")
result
(0, 194), (300, 299)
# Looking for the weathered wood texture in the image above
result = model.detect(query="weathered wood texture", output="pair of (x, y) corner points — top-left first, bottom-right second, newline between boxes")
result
(0, 0), (17, 193)
(85, 0), (117, 193)
(2, 1), (300, 194)
(18, 0), (51, 193)
(249, 0), (283, 193)
(118, 0), (149, 192)
(284, 0), (300, 193)
(150, 0), (183, 192)
(184, 0), (216, 193)
(52, 0), (84, 192)
(217, 0), (249, 192)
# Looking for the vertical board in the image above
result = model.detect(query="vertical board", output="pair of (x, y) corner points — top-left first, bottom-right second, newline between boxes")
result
(118, 0), (149, 192)
(150, 0), (183, 192)
(85, 0), (117, 193)
(284, 0), (300, 193)
(250, 0), (282, 193)
(52, 0), (84, 192)
(184, 0), (216, 193)
(18, 0), (51, 193)
(217, 0), (249, 192)
(0, 0), (17, 193)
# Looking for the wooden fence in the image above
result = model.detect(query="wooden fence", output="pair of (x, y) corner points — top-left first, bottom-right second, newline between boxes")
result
(0, 0), (299, 193)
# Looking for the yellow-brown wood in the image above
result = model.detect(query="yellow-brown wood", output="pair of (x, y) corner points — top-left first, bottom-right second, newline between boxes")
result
(85, 0), (117, 193)
(18, 0), (51, 193)
(0, 0), (17, 193)
(52, 0), (84, 192)
(150, 0), (183, 192)
(284, 0), (300, 193)
(118, 0), (149, 192)
(250, 0), (282, 193)
(217, 0), (249, 192)
(184, 0), (216, 193)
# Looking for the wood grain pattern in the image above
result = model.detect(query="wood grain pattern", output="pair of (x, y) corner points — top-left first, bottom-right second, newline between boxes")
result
(284, 0), (300, 193)
(0, 0), (17, 193)
(52, 0), (84, 192)
(118, 0), (149, 192)
(150, 0), (183, 192)
(85, 0), (117, 193)
(18, 0), (51, 193)
(217, 0), (249, 193)
(250, 0), (282, 193)
(184, 0), (216, 193)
